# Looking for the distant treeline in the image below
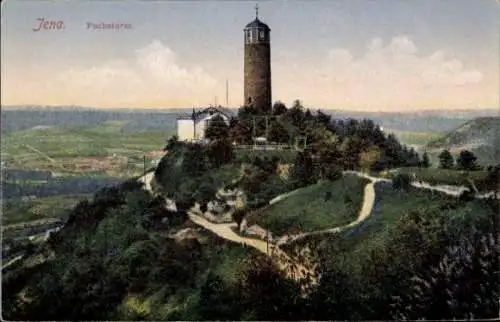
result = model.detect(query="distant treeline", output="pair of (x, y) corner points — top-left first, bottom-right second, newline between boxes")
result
(2, 107), (494, 135)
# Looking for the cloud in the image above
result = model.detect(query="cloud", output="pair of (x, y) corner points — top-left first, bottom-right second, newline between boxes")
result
(134, 40), (216, 89)
(321, 36), (488, 109)
(13, 40), (218, 108)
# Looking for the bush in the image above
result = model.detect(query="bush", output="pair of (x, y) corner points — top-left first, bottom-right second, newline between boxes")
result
(392, 173), (411, 191)
(232, 209), (246, 230)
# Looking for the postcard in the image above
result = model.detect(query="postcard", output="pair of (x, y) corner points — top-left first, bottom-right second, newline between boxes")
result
(1, 1), (499, 321)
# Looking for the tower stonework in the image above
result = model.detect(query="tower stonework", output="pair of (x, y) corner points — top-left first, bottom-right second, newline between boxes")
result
(244, 8), (271, 114)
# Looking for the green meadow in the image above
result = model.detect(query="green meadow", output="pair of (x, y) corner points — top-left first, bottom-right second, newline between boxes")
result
(3, 121), (170, 176)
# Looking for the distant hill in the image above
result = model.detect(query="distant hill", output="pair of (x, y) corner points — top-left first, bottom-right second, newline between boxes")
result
(426, 116), (500, 165)
(3, 106), (497, 135)
(326, 110), (498, 134)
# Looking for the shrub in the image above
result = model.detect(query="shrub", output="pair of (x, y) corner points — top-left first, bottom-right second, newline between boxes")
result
(392, 173), (411, 191)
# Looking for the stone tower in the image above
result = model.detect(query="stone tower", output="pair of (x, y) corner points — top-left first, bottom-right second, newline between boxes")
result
(244, 5), (271, 114)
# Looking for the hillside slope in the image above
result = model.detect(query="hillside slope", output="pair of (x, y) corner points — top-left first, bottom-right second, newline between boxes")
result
(426, 116), (500, 164)
(249, 175), (369, 236)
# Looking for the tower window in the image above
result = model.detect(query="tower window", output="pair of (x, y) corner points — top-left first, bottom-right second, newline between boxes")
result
(260, 31), (264, 39)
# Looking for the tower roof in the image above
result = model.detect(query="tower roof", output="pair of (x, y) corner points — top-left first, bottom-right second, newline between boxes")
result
(245, 18), (270, 31)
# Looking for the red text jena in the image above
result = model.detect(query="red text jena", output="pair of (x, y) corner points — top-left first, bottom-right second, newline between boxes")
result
(33, 18), (65, 32)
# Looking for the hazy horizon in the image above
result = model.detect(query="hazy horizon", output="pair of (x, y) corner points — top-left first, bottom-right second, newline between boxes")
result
(1, 0), (498, 111)
(2, 104), (498, 116)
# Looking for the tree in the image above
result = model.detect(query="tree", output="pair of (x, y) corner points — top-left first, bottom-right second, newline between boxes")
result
(206, 139), (234, 168)
(289, 151), (315, 187)
(392, 173), (411, 191)
(286, 100), (306, 130)
(164, 135), (179, 151)
(268, 120), (290, 143)
(485, 165), (500, 197)
(315, 110), (331, 126)
(229, 119), (253, 144)
(238, 256), (304, 321)
(359, 146), (381, 173)
(456, 150), (478, 171)
(194, 180), (217, 213)
(438, 149), (455, 169)
(232, 209), (246, 231)
(272, 101), (287, 116)
(422, 152), (431, 168)
(205, 115), (229, 141)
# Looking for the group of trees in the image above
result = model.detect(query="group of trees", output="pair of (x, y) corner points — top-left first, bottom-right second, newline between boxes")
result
(438, 149), (481, 171)
(198, 100), (434, 206)
(2, 177), (308, 321)
(156, 134), (236, 212)
(4, 178), (496, 320)
(202, 100), (424, 180)
(312, 194), (499, 320)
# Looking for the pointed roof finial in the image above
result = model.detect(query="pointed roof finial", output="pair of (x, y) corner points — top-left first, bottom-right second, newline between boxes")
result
(255, 3), (259, 19)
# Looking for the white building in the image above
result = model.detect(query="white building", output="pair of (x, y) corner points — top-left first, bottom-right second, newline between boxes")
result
(176, 106), (234, 142)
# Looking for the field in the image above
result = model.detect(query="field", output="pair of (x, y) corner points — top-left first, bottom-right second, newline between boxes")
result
(3, 121), (170, 177)
(254, 175), (369, 236)
(385, 129), (443, 147)
(2, 194), (90, 226)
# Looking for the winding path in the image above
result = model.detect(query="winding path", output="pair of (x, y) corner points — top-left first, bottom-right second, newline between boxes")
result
(138, 169), (497, 287)
(139, 171), (317, 287)
(276, 175), (384, 245)
(344, 170), (498, 199)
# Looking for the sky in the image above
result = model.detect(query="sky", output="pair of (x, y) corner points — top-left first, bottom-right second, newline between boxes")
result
(1, 0), (498, 111)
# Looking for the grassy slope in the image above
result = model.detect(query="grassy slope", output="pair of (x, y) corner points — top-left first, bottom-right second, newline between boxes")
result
(288, 181), (494, 274)
(257, 175), (369, 236)
(385, 129), (443, 147)
(427, 117), (499, 148)
(425, 117), (500, 165)
(342, 183), (492, 273)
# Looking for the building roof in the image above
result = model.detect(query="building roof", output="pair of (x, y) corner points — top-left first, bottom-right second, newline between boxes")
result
(244, 18), (270, 31)
(176, 106), (236, 121)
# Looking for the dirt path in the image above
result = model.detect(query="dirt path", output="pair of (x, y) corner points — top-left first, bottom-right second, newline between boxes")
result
(2, 255), (24, 271)
(139, 168), (495, 289)
(189, 210), (317, 288)
(139, 171), (317, 287)
(345, 170), (497, 199)
(276, 176), (382, 245)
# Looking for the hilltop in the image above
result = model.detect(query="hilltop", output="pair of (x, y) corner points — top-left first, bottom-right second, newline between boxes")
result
(2, 101), (498, 321)
(426, 116), (500, 164)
